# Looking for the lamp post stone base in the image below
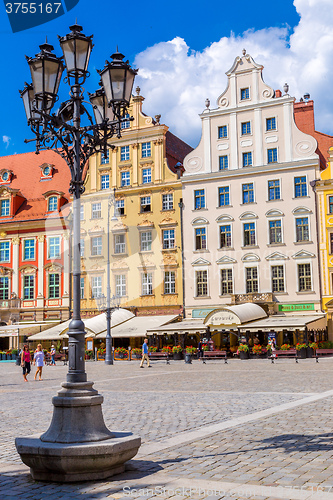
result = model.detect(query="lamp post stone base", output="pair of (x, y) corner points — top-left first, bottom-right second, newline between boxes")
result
(15, 381), (141, 482)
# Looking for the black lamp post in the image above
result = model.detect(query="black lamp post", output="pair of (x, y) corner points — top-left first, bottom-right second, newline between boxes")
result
(15, 24), (140, 483)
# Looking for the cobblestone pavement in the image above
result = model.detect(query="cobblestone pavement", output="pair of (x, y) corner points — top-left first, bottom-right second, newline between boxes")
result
(1, 358), (333, 499)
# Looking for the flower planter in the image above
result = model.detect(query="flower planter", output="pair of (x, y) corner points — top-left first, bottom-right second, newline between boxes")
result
(0, 353), (6, 360)
(184, 353), (192, 364)
(297, 347), (307, 359)
(117, 353), (125, 359)
(307, 347), (314, 358)
(173, 352), (183, 360)
(239, 351), (249, 360)
(6, 354), (12, 360)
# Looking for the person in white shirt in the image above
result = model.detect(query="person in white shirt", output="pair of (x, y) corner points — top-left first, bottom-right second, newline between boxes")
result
(33, 344), (45, 381)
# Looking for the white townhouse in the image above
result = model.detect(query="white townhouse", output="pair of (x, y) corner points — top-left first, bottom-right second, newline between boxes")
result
(182, 51), (322, 320)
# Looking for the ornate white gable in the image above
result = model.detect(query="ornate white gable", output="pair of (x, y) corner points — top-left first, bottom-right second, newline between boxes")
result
(191, 258), (211, 266)
(292, 206), (312, 215)
(292, 250), (316, 259)
(216, 256), (237, 264)
(265, 209), (285, 218)
(239, 211), (258, 220)
(265, 252), (289, 261)
(216, 214), (234, 223)
(192, 217), (209, 225)
(241, 253), (260, 262)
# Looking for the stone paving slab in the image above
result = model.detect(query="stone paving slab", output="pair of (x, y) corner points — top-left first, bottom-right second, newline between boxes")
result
(2, 358), (333, 499)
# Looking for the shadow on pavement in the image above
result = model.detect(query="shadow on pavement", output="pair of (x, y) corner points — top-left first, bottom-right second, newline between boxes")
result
(258, 433), (333, 453)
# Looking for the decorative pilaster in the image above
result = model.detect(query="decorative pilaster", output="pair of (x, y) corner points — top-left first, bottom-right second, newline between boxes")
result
(153, 139), (163, 182)
(111, 147), (118, 188)
(63, 234), (70, 309)
(132, 143), (139, 186)
(37, 234), (45, 309)
(11, 237), (20, 297)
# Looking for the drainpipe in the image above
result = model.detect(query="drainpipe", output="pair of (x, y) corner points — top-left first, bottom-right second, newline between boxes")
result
(309, 179), (324, 313)
(178, 197), (185, 319)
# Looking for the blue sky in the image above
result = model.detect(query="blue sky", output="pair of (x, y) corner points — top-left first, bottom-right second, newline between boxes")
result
(1, 0), (332, 156)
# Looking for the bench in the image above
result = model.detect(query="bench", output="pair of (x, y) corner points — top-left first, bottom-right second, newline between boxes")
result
(45, 353), (66, 365)
(149, 352), (170, 364)
(202, 350), (227, 364)
(315, 349), (333, 362)
(269, 349), (298, 363)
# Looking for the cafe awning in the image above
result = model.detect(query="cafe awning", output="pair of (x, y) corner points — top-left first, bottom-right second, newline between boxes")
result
(0, 322), (60, 338)
(146, 319), (206, 336)
(204, 303), (267, 329)
(96, 314), (179, 339)
(238, 314), (326, 332)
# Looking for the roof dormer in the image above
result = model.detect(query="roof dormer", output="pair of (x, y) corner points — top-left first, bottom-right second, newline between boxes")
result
(0, 169), (13, 185)
(40, 163), (54, 180)
(43, 190), (65, 213)
(0, 186), (25, 218)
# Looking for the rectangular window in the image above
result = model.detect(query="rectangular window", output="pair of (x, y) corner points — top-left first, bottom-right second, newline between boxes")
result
(24, 239), (35, 260)
(114, 234), (126, 254)
(266, 117), (276, 131)
(327, 195), (333, 214)
(272, 265), (284, 292)
(121, 171), (130, 187)
(101, 150), (109, 164)
(49, 237), (60, 259)
(142, 272), (153, 295)
(115, 274), (126, 297)
(269, 220), (282, 244)
(101, 174), (110, 190)
(0, 276), (9, 299)
(194, 189), (205, 209)
(330, 234), (333, 254)
(219, 155), (228, 170)
(49, 273), (60, 299)
(162, 229), (175, 249)
(80, 205), (84, 220)
(91, 236), (102, 256)
(243, 152), (252, 167)
(142, 168), (151, 184)
(195, 227), (207, 250)
(80, 277), (85, 299)
(141, 142), (151, 158)
(140, 196), (151, 212)
(92, 202), (101, 219)
(164, 271), (176, 294)
(23, 275), (34, 300)
(241, 121), (251, 135)
(296, 217), (309, 242)
(91, 276), (102, 298)
(298, 263), (312, 291)
(218, 186), (230, 206)
(48, 196), (57, 212)
(241, 88), (249, 100)
(121, 114), (130, 129)
(196, 270), (208, 296)
(267, 148), (278, 163)
(295, 176), (307, 198)
(140, 231), (152, 252)
(120, 145), (130, 161)
(1, 199), (9, 216)
(0, 241), (9, 262)
(220, 225), (232, 248)
(218, 125), (227, 139)
(242, 183), (254, 204)
(246, 267), (258, 293)
(116, 199), (125, 216)
(221, 269), (233, 295)
(162, 193), (173, 211)
(268, 180), (280, 200)
(80, 238), (85, 257)
(244, 222), (256, 246)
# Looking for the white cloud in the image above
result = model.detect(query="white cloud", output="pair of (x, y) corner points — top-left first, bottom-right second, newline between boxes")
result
(134, 0), (333, 148)
(2, 136), (10, 149)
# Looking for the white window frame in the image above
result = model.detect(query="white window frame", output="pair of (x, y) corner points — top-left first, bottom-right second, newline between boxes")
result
(267, 218), (283, 245)
(243, 221), (257, 247)
(195, 268), (209, 297)
(114, 233), (126, 254)
(1, 199), (10, 216)
(297, 261), (312, 292)
(115, 274), (126, 297)
(164, 271), (176, 294)
(23, 238), (35, 261)
(220, 267), (233, 295)
(0, 240), (10, 262)
(244, 265), (259, 294)
(271, 264), (285, 293)
(48, 236), (61, 259)
(48, 196), (57, 212)
(121, 171), (130, 187)
(91, 276), (102, 298)
(162, 193), (173, 211)
(219, 223), (233, 249)
(120, 145), (130, 162)
(140, 231), (152, 252)
(141, 272), (153, 295)
(101, 174), (110, 190)
(91, 236), (102, 256)
(92, 202), (101, 219)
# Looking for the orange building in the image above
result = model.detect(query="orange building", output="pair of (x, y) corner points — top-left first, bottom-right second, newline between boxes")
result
(0, 150), (71, 327)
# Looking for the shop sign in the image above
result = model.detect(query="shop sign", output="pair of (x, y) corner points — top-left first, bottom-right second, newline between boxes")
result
(192, 308), (215, 318)
(205, 310), (240, 326)
(278, 303), (314, 312)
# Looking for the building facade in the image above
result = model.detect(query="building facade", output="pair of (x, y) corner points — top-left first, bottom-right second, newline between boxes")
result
(182, 51), (322, 319)
(80, 87), (192, 317)
(0, 150), (71, 324)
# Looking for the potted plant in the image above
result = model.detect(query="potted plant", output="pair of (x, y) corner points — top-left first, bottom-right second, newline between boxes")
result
(11, 348), (18, 360)
(252, 344), (262, 358)
(115, 347), (128, 359)
(238, 343), (249, 360)
(148, 346), (157, 353)
(202, 344), (209, 351)
(172, 345), (183, 360)
(307, 342), (318, 358)
(185, 345), (196, 364)
(85, 350), (93, 360)
(296, 343), (307, 359)
(280, 344), (291, 351)
(131, 348), (142, 359)
(6, 350), (12, 360)
(0, 350), (6, 360)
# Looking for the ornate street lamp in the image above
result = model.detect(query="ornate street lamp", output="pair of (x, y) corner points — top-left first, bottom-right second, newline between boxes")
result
(15, 24), (140, 483)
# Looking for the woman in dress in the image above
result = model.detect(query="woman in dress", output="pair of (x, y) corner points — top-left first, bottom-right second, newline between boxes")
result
(21, 344), (31, 382)
(33, 344), (45, 381)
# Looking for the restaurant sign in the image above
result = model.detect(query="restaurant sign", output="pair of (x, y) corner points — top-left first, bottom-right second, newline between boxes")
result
(278, 303), (314, 312)
(205, 310), (240, 326)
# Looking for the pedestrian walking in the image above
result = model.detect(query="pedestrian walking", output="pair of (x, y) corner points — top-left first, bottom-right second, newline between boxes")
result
(140, 338), (150, 368)
(21, 344), (31, 382)
(33, 344), (45, 380)
(50, 345), (56, 365)
(197, 340), (203, 359)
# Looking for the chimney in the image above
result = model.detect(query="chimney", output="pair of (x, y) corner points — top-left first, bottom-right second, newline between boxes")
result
(275, 89), (282, 97)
